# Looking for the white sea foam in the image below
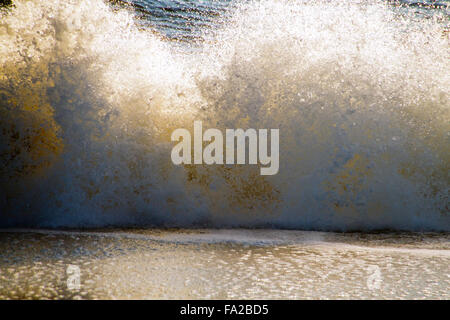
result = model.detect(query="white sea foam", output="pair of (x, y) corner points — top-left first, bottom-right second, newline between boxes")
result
(0, 0), (448, 230)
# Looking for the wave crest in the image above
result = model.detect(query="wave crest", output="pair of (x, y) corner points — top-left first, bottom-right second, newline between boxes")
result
(0, 0), (448, 230)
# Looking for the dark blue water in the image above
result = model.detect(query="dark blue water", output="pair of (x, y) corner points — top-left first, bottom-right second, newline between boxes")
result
(113, 0), (235, 41)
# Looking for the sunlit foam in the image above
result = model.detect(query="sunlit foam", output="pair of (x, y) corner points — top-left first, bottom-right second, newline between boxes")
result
(0, 0), (448, 230)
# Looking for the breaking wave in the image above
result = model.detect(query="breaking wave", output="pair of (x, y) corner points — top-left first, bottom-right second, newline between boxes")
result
(0, 0), (449, 230)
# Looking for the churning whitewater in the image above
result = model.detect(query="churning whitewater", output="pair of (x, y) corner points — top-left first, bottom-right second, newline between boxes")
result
(0, 0), (449, 230)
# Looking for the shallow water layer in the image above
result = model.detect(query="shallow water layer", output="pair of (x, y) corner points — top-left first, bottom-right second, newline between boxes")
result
(0, 229), (448, 299)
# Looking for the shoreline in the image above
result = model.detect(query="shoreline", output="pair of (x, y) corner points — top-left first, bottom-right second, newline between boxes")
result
(1, 227), (449, 250)
(1, 228), (448, 299)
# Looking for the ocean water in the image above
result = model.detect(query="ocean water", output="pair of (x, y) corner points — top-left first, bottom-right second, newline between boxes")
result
(0, 0), (449, 231)
(0, 1), (449, 299)
(0, 229), (449, 299)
